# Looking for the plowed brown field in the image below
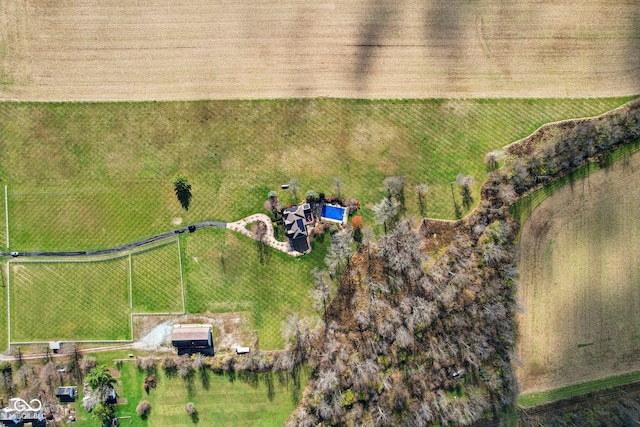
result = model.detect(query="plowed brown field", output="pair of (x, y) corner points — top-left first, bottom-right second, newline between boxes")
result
(517, 151), (640, 394)
(1, 0), (639, 101)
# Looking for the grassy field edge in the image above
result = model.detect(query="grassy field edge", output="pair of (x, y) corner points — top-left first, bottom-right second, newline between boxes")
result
(511, 138), (640, 225)
(518, 371), (640, 408)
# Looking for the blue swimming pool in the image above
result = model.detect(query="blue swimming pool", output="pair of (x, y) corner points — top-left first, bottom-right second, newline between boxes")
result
(321, 204), (347, 223)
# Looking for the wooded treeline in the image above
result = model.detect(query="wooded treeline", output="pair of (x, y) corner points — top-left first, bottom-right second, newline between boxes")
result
(284, 98), (640, 426)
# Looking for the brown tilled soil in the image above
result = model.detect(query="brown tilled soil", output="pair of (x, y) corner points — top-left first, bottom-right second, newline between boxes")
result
(517, 150), (640, 394)
(1, 0), (639, 101)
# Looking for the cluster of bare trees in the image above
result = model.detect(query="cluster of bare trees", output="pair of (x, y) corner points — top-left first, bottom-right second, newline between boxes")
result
(286, 100), (640, 426)
(373, 176), (406, 233)
(0, 348), (98, 414)
(504, 99), (640, 195)
(281, 145), (542, 425)
(289, 190), (520, 425)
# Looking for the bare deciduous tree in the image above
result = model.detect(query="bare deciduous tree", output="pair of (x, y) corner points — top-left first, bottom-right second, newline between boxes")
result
(384, 176), (405, 212)
(456, 174), (475, 210)
(288, 179), (299, 202)
(310, 268), (332, 327)
(192, 353), (206, 371)
(379, 220), (424, 290)
(293, 408), (316, 427)
(372, 196), (400, 234)
(135, 356), (156, 374)
(281, 314), (313, 369)
(415, 183), (429, 217)
(80, 356), (97, 376)
(325, 230), (352, 283)
(485, 150), (502, 171)
(39, 362), (59, 392)
(136, 400), (152, 418)
(333, 177), (344, 199)
(177, 357), (193, 379)
(161, 356), (178, 373)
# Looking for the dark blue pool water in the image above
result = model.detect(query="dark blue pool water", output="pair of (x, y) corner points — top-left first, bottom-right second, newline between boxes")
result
(321, 204), (347, 222)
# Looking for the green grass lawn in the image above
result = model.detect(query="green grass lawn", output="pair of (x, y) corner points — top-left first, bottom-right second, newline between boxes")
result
(182, 227), (328, 350)
(0, 263), (8, 350)
(8, 181), (170, 251)
(0, 98), (632, 251)
(69, 352), (307, 427)
(0, 184), (6, 250)
(9, 259), (131, 342)
(0, 98), (634, 350)
(7, 241), (186, 344)
(143, 367), (306, 427)
(132, 241), (183, 313)
(518, 371), (640, 408)
(4, 226), (326, 348)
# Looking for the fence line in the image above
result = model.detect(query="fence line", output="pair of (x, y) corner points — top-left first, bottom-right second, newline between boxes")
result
(6, 262), (10, 346)
(177, 238), (185, 313)
(8, 312), (187, 346)
(10, 340), (134, 345)
(128, 254), (133, 310)
(5, 240), (187, 346)
(4, 185), (8, 248)
(11, 239), (179, 264)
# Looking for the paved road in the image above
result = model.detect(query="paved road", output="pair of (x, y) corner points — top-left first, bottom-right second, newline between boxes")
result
(0, 221), (226, 258)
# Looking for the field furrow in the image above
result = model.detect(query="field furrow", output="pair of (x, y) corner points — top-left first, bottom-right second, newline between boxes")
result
(517, 150), (640, 393)
(0, 0), (638, 100)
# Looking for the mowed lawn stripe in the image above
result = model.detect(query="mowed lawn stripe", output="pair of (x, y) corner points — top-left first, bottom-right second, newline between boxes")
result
(131, 241), (183, 313)
(9, 259), (130, 342)
(182, 227), (328, 350)
(0, 98), (632, 251)
(0, 264), (7, 351)
(141, 364), (307, 427)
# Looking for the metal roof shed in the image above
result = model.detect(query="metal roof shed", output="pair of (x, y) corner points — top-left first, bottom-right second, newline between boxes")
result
(171, 324), (214, 356)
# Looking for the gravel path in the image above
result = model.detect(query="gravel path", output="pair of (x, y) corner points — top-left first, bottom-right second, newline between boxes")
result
(226, 213), (303, 257)
(133, 320), (175, 352)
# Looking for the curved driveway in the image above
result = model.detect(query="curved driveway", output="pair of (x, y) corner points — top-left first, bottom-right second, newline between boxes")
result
(0, 215), (303, 258)
(0, 221), (226, 258)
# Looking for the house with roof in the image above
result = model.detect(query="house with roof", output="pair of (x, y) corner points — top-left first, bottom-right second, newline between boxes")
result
(171, 324), (214, 356)
(55, 386), (78, 403)
(283, 203), (313, 254)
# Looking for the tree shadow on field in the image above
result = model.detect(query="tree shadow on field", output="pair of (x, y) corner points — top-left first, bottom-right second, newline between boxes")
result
(627, 8), (640, 94)
(238, 370), (259, 389)
(184, 371), (196, 397)
(424, 0), (466, 89)
(263, 371), (275, 402)
(199, 367), (210, 391)
(353, 0), (398, 92)
(519, 158), (640, 394)
(276, 367), (303, 405)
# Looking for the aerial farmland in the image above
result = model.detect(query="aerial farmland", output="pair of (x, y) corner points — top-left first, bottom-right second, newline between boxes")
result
(1, 1), (640, 426)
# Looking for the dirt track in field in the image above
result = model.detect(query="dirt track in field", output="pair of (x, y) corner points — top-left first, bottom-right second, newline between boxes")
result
(517, 151), (640, 394)
(1, 0), (639, 101)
